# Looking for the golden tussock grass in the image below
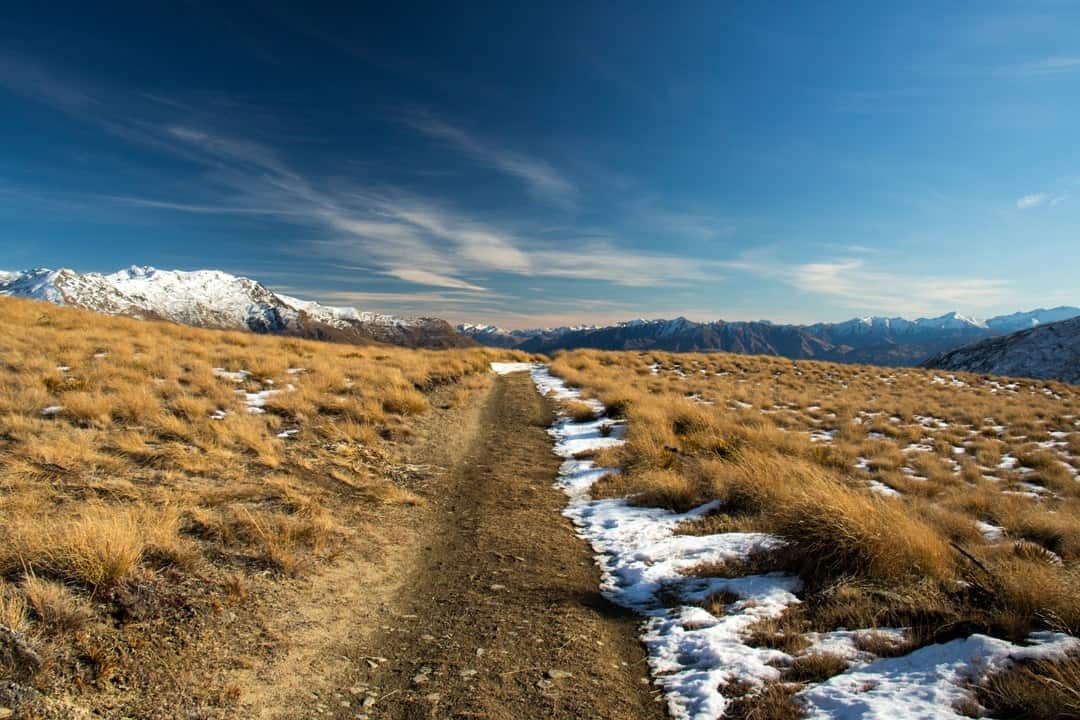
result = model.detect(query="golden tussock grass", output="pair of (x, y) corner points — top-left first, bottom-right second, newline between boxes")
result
(3, 506), (144, 591)
(23, 575), (93, 634)
(549, 347), (1080, 664)
(0, 294), (526, 702)
(969, 652), (1080, 720)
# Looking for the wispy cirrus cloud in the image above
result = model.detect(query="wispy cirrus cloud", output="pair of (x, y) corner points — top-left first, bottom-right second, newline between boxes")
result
(401, 112), (577, 208)
(0, 53), (96, 113)
(724, 255), (1012, 318)
(382, 268), (486, 291)
(1016, 192), (1049, 209)
(787, 259), (1011, 316)
(113, 123), (716, 293)
(997, 56), (1080, 77)
(1015, 191), (1067, 210)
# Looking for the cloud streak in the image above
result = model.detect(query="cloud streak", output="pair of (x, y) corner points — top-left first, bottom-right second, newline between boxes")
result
(402, 112), (577, 207)
(111, 123), (718, 294)
(998, 56), (1080, 77)
(1016, 193), (1048, 209)
(784, 259), (1011, 316)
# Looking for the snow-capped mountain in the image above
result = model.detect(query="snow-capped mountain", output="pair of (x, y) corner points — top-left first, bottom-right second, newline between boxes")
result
(984, 306), (1080, 334)
(460, 307), (1080, 366)
(0, 266), (471, 348)
(924, 316), (1080, 384)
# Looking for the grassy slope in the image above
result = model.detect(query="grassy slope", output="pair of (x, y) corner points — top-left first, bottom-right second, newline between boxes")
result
(550, 349), (1080, 718)
(0, 295), (526, 717)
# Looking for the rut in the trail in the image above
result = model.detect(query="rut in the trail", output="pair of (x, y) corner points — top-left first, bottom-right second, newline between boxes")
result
(347, 370), (667, 720)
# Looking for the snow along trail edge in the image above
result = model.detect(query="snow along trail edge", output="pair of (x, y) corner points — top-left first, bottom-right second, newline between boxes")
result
(491, 362), (1080, 720)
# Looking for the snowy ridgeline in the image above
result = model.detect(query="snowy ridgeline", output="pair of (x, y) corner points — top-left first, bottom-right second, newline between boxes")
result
(490, 362), (1079, 720)
(0, 266), (424, 332)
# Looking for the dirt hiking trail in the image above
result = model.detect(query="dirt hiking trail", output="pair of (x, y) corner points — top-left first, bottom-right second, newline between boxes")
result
(247, 370), (666, 720)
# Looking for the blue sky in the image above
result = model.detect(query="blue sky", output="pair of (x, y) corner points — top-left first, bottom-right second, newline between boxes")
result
(1, 2), (1078, 327)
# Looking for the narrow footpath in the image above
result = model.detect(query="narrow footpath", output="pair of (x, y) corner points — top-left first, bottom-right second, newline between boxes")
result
(345, 370), (666, 720)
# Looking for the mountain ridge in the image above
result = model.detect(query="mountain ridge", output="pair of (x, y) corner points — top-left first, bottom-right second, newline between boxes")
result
(458, 307), (1080, 366)
(0, 266), (472, 349)
(922, 315), (1080, 384)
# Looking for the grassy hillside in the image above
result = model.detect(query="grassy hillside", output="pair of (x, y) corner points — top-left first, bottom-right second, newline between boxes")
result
(549, 349), (1079, 718)
(0, 296), (523, 717)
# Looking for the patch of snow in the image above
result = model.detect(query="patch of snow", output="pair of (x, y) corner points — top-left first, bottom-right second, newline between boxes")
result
(869, 481), (902, 498)
(41, 405), (64, 416)
(213, 367), (252, 383)
(489, 361), (537, 375)
(803, 628), (907, 661)
(532, 365), (802, 720)
(798, 632), (1078, 720)
(241, 388), (279, 414)
(975, 521), (1005, 541)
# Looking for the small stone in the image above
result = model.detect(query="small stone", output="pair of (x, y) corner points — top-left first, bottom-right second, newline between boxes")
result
(489, 584), (506, 591)
(546, 669), (572, 680)
(362, 696), (377, 708)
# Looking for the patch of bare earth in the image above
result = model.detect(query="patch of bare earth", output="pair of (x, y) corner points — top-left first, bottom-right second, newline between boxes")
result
(238, 371), (664, 720)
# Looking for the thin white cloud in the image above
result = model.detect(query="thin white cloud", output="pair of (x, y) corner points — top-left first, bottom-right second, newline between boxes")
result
(402, 113), (577, 207)
(1016, 193), (1048, 209)
(998, 56), (1080, 77)
(382, 268), (486, 291)
(529, 242), (723, 287)
(785, 259), (1011, 315)
(0, 54), (96, 112)
(1016, 191), (1067, 209)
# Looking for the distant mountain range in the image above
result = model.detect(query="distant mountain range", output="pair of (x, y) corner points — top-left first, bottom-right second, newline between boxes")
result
(3, 266), (1076, 369)
(458, 308), (1080, 366)
(923, 316), (1080, 384)
(0, 267), (470, 348)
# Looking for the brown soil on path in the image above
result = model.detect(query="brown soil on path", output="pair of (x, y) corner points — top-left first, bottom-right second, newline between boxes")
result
(328, 370), (667, 720)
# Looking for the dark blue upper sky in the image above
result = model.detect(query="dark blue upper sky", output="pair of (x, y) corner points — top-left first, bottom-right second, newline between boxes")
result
(2, 1), (1078, 326)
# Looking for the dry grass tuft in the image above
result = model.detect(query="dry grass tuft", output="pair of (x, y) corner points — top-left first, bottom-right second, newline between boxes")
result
(783, 652), (849, 683)
(968, 652), (1080, 720)
(4, 507), (144, 591)
(24, 575), (92, 634)
(722, 680), (804, 720)
(0, 582), (29, 632)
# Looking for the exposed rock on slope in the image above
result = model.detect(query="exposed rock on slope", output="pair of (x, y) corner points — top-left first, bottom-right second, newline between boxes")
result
(922, 316), (1080, 384)
(0, 266), (472, 348)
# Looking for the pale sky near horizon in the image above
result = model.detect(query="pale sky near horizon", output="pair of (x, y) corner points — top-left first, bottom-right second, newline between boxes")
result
(1, 2), (1078, 328)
